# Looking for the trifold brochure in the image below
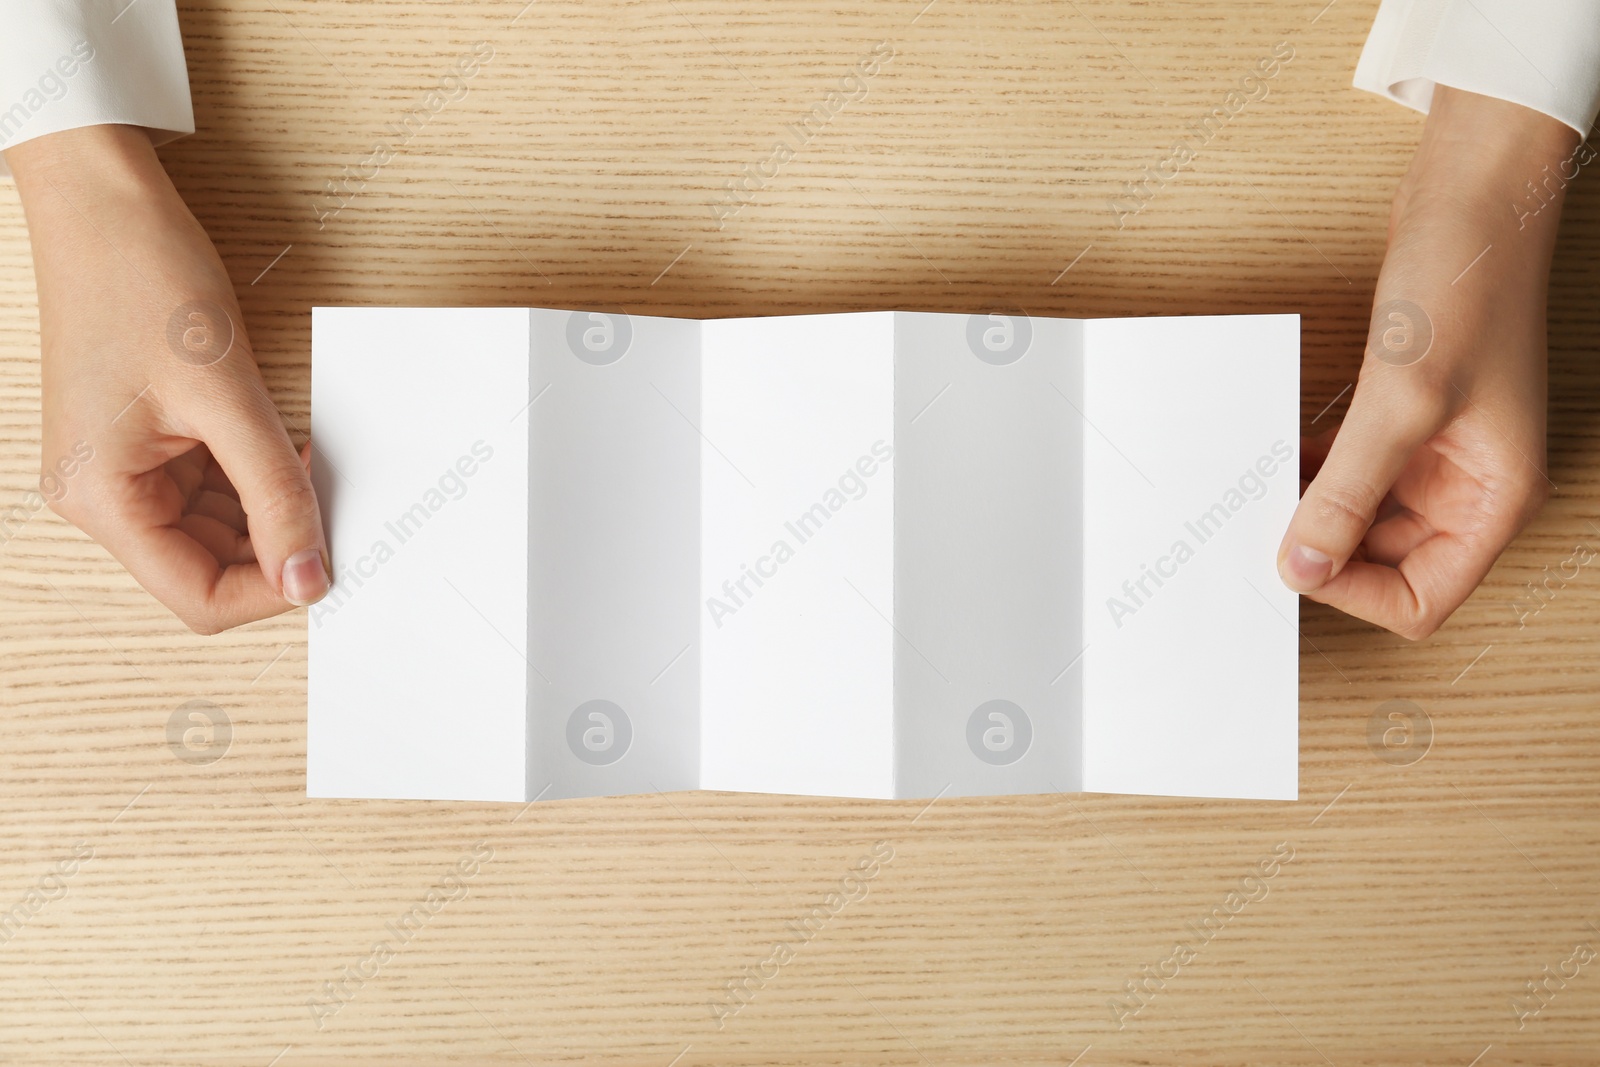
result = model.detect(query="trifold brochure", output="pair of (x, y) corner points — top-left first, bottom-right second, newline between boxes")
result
(308, 307), (1300, 804)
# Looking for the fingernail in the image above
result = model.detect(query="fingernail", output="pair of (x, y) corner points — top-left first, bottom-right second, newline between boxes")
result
(1281, 544), (1332, 592)
(283, 548), (330, 606)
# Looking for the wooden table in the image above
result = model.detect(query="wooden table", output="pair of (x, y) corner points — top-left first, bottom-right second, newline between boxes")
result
(2, 1), (1596, 1063)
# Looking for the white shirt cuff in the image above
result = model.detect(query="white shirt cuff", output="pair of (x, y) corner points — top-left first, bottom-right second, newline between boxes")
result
(0, 0), (194, 175)
(1355, 0), (1600, 136)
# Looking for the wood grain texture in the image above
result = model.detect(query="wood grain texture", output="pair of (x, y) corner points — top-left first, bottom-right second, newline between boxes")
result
(1, 0), (1597, 1063)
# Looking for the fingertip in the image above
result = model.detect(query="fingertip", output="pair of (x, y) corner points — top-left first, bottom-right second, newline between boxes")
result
(282, 547), (331, 606)
(1279, 543), (1333, 593)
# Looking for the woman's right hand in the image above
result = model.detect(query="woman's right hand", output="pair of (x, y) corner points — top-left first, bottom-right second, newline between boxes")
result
(7, 123), (329, 634)
(1276, 87), (1574, 638)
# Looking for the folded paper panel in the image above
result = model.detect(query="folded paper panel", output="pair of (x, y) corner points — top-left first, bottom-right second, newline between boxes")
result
(525, 309), (702, 800)
(308, 307), (531, 801)
(1079, 314), (1300, 800)
(891, 312), (1087, 798)
(698, 313), (897, 798)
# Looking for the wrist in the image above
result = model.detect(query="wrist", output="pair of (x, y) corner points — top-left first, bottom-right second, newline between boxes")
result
(1423, 85), (1576, 160)
(1401, 86), (1578, 240)
(6, 124), (176, 227)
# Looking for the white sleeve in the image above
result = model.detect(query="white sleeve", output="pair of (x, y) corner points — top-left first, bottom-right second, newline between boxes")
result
(1355, 0), (1600, 136)
(0, 0), (194, 172)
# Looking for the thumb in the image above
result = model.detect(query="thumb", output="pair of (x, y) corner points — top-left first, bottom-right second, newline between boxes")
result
(1277, 380), (1442, 594)
(198, 386), (330, 607)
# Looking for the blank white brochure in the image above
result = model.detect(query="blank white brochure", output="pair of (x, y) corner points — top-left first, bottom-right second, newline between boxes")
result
(308, 307), (1300, 803)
